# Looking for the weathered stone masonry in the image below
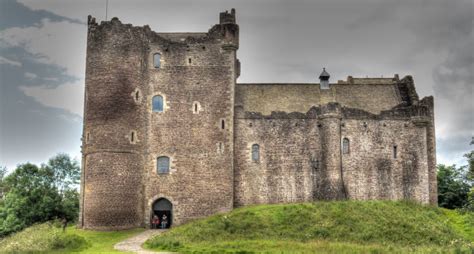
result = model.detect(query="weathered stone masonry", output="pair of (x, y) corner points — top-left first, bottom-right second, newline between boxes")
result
(79, 9), (437, 230)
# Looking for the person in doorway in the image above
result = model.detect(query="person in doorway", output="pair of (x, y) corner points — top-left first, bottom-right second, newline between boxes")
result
(152, 215), (160, 229)
(161, 214), (168, 229)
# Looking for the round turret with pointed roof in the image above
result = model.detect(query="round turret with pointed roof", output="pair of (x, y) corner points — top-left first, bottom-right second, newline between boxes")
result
(319, 68), (330, 81)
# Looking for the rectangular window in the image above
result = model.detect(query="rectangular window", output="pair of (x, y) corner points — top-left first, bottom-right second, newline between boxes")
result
(153, 53), (161, 68)
(157, 156), (170, 174)
(252, 144), (260, 162)
(393, 146), (397, 159)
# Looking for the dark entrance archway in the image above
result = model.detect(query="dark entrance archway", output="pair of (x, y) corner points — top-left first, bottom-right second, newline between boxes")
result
(151, 198), (172, 229)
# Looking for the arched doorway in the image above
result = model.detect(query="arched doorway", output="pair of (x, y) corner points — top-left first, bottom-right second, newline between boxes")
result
(151, 198), (172, 229)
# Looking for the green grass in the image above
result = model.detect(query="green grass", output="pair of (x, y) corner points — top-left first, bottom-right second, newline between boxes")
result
(0, 222), (144, 253)
(145, 200), (474, 253)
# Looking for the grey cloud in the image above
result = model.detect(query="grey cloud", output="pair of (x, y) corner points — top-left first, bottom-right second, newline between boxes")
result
(0, 46), (82, 170)
(1, 0), (472, 169)
(0, 0), (82, 30)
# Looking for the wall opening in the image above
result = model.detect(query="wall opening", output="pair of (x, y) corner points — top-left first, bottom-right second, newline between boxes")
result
(252, 144), (260, 162)
(151, 198), (172, 229)
(221, 119), (225, 130)
(393, 145), (398, 159)
(217, 142), (224, 154)
(157, 156), (170, 174)
(135, 90), (140, 101)
(188, 58), (192, 64)
(153, 53), (161, 68)
(130, 131), (136, 143)
(152, 95), (164, 112)
(193, 101), (201, 114)
(343, 138), (350, 154)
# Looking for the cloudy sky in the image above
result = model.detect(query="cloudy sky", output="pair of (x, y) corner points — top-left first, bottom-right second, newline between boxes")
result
(0, 0), (472, 170)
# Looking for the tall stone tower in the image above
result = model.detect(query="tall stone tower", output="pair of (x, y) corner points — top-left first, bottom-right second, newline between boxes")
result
(80, 9), (239, 229)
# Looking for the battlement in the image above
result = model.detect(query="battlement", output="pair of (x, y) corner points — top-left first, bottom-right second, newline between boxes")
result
(220, 8), (236, 24)
(86, 9), (239, 48)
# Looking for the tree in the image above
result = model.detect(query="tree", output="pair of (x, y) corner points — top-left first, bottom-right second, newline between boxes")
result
(42, 153), (80, 194)
(0, 165), (7, 199)
(0, 154), (81, 236)
(437, 164), (471, 209)
(0, 163), (62, 236)
(464, 137), (474, 181)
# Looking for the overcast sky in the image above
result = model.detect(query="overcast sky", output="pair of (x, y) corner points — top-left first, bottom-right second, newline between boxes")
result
(0, 0), (472, 171)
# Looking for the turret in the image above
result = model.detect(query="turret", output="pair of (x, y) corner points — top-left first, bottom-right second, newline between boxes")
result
(219, 9), (239, 50)
(319, 68), (330, 89)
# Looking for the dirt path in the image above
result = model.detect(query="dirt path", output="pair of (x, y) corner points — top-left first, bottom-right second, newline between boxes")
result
(114, 229), (173, 254)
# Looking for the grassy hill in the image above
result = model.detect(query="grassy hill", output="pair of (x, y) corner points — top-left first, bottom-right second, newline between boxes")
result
(145, 201), (474, 253)
(0, 201), (472, 253)
(0, 222), (144, 253)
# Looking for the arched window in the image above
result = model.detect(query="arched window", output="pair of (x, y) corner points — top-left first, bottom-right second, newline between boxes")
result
(153, 53), (161, 68)
(252, 144), (260, 162)
(157, 156), (170, 174)
(342, 138), (350, 154)
(152, 95), (164, 112)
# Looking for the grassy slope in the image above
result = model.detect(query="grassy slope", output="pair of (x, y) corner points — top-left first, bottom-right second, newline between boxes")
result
(58, 226), (144, 253)
(145, 201), (474, 253)
(0, 223), (144, 253)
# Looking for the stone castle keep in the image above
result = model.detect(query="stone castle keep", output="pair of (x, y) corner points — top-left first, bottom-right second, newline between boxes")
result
(79, 9), (437, 230)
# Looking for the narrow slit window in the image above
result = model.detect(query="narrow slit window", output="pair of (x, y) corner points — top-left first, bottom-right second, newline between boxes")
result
(130, 131), (135, 143)
(393, 146), (398, 159)
(342, 138), (350, 154)
(188, 58), (192, 64)
(252, 144), (260, 162)
(221, 119), (225, 130)
(86, 133), (90, 143)
(218, 142), (224, 154)
(152, 95), (164, 112)
(153, 53), (161, 68)
(135, 91), (140, 101)
(157, 156), (170, 174)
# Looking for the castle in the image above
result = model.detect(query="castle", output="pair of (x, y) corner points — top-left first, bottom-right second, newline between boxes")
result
(79, 9), (437, 230)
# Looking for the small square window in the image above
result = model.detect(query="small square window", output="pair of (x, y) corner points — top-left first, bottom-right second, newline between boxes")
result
(157, 156), (170, 174)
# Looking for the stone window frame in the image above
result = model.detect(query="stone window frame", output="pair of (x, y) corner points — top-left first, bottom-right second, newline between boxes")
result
(150, 93), (169, 113)
(85, 132), (91, 144)
(251, 143), (260, 163)
(131, 88), (142, 104)
(153, 53), (162, 68)
(342, 138), (350, 154)
(149, 48), (166, 70)
(192, 101), (202, 114)
(128, 130), (138, 144)
(220, 118), (226, 130)
(217, 142), (224, 154)
(156, 156), (171, 174)
(152, 153), (175, 175)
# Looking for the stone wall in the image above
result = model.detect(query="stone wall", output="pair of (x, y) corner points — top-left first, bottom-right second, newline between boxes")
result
(81, 10), (239, 229)
(143, 25), (238, 225)
(234, 116), (319, 206)
(234, 102), (433, 207)
(341, 119), (429, 203)
(80, 17), (148, 229)
(236, 79), (401, 115)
